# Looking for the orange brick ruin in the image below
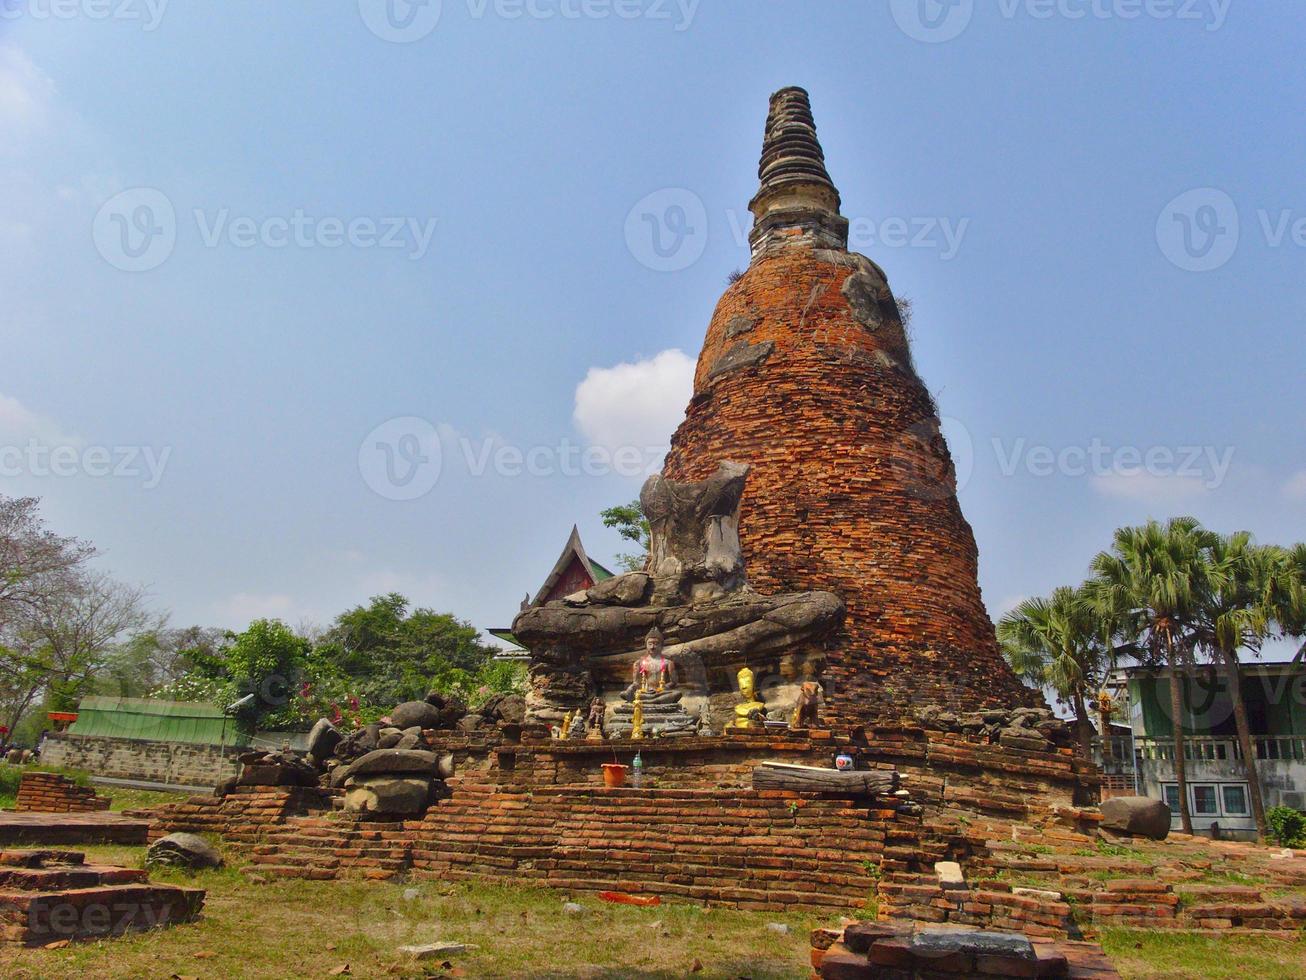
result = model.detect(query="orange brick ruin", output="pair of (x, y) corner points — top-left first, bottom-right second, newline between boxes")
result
(664, 87), (1037, 725)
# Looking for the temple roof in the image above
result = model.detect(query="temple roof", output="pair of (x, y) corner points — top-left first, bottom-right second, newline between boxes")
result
(490, 526), (615, 653)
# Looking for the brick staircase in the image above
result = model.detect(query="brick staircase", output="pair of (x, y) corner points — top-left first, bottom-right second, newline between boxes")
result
(0, 849), (204, 946)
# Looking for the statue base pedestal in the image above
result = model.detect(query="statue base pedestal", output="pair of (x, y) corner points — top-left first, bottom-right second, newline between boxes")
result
(609, 701), (699, 738)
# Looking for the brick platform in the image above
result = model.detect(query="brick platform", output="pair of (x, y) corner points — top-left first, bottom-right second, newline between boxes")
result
(13, 772), (111, 813)
(0, 811), (150, 847)
(811, 921), (1121, 979)
(0, 849), (204, 946)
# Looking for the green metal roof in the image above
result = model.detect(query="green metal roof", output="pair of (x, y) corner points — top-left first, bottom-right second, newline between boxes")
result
(488, 628), (525, 650)
(590, 559), (615, 581)
(68, 697), (247, 747)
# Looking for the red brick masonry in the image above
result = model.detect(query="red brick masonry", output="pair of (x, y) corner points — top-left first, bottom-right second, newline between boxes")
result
(810, 920), (1122, 979)
(0, 848), (204, 946)
(13, 772), (111, 814)
(664, 244), (1040, 724)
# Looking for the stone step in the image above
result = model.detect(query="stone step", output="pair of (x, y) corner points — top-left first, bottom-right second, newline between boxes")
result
(0, 882), (204, 946)
(0, 865), (149, 891)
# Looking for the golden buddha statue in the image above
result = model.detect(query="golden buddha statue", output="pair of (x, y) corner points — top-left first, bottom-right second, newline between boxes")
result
(726, 666), (767, 731)
(630, 691), (645, 740)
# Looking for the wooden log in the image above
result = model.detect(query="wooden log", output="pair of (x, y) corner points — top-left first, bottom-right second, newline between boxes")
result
(751, 762), (899, 795)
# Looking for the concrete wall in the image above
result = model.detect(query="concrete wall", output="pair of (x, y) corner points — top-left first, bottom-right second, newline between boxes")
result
(39, 733), (242, 789)
(1138, 757), (1306, 838)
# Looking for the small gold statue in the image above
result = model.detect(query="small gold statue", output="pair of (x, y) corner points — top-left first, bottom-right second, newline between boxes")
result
(560, 710), (575, 739)
(726, 666), (767, 732)
(630, 690), (645, 740)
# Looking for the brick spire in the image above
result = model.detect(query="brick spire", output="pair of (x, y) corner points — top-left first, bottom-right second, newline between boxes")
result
(664, 88), (1041, 726)
(748, 87), (848, 256)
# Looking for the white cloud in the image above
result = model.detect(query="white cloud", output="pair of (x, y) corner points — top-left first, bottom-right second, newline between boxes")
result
(1282, 470), (1306, 500)
(1091, 471), (1209, 503)
(573, 349), (695, 453)
(0, 392), (81, 448)
(0, 44), (54, 139)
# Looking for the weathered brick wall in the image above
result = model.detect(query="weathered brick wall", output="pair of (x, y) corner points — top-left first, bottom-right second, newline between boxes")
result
(141, 785), (333, 842)
(487, 729), (1094, 827)
(13, 772), (111, 813)
(407, 785), (889, 910)
(662, 244), (1040, 725)
(38, 734), (242, 789)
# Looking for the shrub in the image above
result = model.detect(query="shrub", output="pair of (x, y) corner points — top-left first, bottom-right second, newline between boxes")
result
(1266, 805), (1306, 848)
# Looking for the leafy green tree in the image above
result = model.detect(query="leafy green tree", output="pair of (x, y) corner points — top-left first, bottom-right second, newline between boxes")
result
(1087, 517), (1217, 835)
(95, 626), (227, 699)
(314, 594), (498, 707)
(998, 586), (1113, 761)
(601, 500), (650, 572)
(221, 619), (311, 729)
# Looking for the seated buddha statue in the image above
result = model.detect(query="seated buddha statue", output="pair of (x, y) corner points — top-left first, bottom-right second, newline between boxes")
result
(620, 628), (682, 704)
(726, 665), (767, 732)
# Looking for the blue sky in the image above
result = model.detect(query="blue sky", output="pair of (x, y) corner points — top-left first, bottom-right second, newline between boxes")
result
(1, 1), (1302, 653)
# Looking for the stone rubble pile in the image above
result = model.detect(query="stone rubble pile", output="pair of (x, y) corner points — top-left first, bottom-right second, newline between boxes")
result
(913, 705), (1074, 753)
(232, 690), (525, 819)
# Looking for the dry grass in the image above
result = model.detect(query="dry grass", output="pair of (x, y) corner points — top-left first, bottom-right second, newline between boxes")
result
(0, 843), (821, 979)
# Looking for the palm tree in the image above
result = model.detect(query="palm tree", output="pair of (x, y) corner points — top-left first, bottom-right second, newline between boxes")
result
(1278, 543), (1306, 665)
(1195, 533), (1280, 839)
(998, 586), (1110, 762)
(1086, 517), (1216, 835)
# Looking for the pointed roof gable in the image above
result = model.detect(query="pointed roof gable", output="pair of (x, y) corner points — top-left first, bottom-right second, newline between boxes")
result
(531, 525), (613, 606)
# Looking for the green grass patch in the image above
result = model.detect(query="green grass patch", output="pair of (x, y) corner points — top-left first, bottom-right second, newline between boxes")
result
(1099, 928), (1305, 980)
(1, 843), (823, 979)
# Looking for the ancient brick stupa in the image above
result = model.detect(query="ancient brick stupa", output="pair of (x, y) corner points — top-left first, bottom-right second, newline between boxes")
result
(663, 87), (1038, 726)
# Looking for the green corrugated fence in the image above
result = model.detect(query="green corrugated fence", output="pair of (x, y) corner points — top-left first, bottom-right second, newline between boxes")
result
(66, 697), (249, 747)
